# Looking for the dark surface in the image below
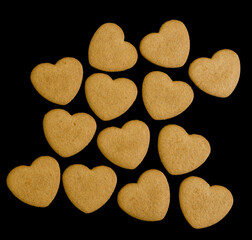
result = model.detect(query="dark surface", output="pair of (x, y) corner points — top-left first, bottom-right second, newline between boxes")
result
(2, 4), (249, 237)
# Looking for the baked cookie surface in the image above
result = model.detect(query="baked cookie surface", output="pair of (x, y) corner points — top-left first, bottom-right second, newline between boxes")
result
(30, 57), (83, 105)
(140, 20), (190, 68)
(88, 23), (138, 72)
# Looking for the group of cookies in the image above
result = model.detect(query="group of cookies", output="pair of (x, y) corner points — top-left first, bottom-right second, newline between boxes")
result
(6, 20), (240, 229)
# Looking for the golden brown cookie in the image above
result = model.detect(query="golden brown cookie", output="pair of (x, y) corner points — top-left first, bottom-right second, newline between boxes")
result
(140, 20), (190, 68)
(30, 57), (83, 105)
(43, 109), (96, 157)
(97, 120), (150, 169)
(62, 164), (117, 213)
(6, 156), (60, 207)
(142, 71), (194, 120)
(117, 169), (170, 221)
(188, 49), (240, 97)
(88, 23), (138, 72)
(158, 124), (210, 175)
(179, 176), (233, 229)
(85, 73), (137, 121)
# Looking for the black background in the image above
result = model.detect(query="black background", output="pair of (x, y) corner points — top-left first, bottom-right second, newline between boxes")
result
(1, 3), (250, 237)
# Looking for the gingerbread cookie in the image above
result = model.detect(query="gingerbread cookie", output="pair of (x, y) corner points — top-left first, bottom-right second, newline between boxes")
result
(179, 176), (233, 229)
(158, 124), (210, 175)
(117, 169), (170, 221)
(30, 57), (83, 105)
(88, 23), (138, 72)
(85, 73), (137, 121)
(140, 20), (190, 68)
(188, 49), (240, 97)
(97, 120), (150, 169)
(6, 156), (60, 207)
(63, 164), (117, 213)
(43, 109), (96, 157)
(142, 71), (194, 120)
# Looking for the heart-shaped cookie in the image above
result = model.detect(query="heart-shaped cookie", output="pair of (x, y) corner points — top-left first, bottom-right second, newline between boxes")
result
(97, 120), (150, 169)
(85, 73), (138, 121)
(188, 49), (240, 97)
(30, 57), (83, 105)
(142, 71), (194, 120)
(158, 124), (210, 175)
(140, 20), (190, 68)
(179, 176), (233, 229)
(62, 164), (117, 213)
(6, 156), (60, 207)
(43, 109), (96, 157)
(88, 23), (138, 72)
(117, 169), (170, 221)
